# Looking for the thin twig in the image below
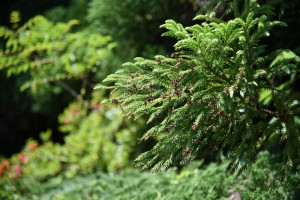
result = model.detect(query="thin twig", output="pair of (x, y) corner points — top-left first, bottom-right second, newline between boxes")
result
(57, 80), (78, 98)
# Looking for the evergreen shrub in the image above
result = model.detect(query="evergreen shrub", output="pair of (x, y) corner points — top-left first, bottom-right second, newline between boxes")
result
(98, 0), (300, 174)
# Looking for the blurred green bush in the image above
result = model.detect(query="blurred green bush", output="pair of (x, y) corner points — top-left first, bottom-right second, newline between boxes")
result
(87, 0), (195, 61)
(1, 151), (299, 199)
(0, 2), (198, 185)
(0, 14), (118, 118)
(0, 13), (145, 193)
(0, 93), (142, 181)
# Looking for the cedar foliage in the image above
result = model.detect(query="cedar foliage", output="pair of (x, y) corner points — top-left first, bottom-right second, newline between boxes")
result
(98, 0), (300, 174)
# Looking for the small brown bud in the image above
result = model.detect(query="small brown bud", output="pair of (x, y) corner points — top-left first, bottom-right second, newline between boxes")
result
(164, 127), (170, 132)
(133, 83), (139, 91)
(187, 99), (193, 105)
(223, 87), (230, 94)
(175, 89), (182, 97)
(148, 82), (154, 89)
(192, 124), (198, 130)
(171, 53), (177, 58)
(172, 80), (179, 88)
(156, 58), (162, 64)
(146, 94), (153, 102)
(178, 58), (183, 62)
(183, 148), (190, 157)
(218, 110), (225, 117)
(198, 99), (203, 105)
(209, 101), (216, 108)
(210, 113), (216, 120)
(172, 122), (177, 128)
(213, 125), (218, 131)
(193, 138), (200, 144)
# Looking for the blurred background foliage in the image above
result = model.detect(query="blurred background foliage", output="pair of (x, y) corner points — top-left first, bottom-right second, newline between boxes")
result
(0, 0), (299, 199)
(0, 0), (198, 157)
(0, 0), (197, 196)
(1, 151), (299, 199)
